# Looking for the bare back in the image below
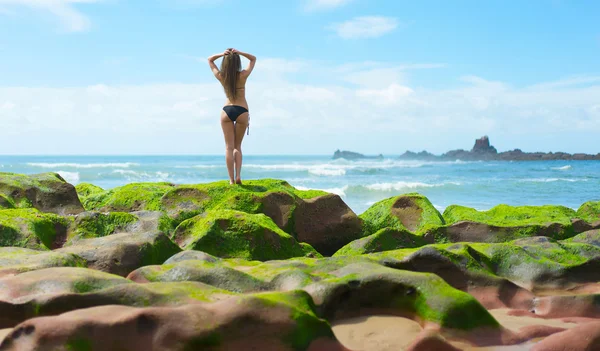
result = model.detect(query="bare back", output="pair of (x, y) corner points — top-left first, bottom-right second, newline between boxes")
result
(220, 72), (250, 109)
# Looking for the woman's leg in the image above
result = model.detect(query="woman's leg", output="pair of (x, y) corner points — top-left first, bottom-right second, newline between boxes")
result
(233, 113), (249, 184)
(220, 112), (236, 184)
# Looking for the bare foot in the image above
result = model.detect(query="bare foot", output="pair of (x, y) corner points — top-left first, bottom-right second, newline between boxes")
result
(236, 179), (242, 185)
(229, 180), (235, 185)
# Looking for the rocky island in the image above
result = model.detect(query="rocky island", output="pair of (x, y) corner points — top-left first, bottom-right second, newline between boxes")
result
(333, 150), (384, 160)
(1, 172), (600, 350)
(399, 136), (600, 161)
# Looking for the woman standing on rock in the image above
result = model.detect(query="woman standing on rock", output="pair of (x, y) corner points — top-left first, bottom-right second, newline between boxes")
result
(208, 48), (256, 185)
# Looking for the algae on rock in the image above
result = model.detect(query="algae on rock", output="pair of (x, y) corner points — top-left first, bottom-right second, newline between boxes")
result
(172, 209), (320, 261)
(0, 208), (69, 250)
(360, 193), (445, 236)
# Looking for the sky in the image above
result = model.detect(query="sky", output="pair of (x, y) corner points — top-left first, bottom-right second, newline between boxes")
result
(0, 0), (599, 155)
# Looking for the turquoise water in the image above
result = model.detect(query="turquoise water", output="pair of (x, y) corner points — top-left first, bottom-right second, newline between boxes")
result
(1, 155), (598, 214)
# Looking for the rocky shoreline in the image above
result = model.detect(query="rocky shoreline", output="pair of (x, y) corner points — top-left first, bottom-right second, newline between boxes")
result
(334, 136), (600, 161)
(1, 171), (600, 350)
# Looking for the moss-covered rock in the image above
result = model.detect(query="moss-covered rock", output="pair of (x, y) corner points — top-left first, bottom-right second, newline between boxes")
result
(444, 204), (577, 227)
(0, 268), (234, 328)
(366, 237), (600, 292)
(74, 183), (104, 208)
(160, 179), (327, 232)
(564, 230), (600, 247)
(439, 204), (580, 242)
(578, 201), (600, 224)
(0, 194), (14, 210)
(57, 231), (181, 277)
(128, 259), (268, 293)
(333, 228), (427, 256)
(0, 172), (84, 215)
(2, 290), (343, 351)
(360, 193), (445, 237)
(81, 182), (175, 213)
(305, 262), (499, 330)
(0, 247), (86, 278)
(172, 210), (320, 261)
(0, 209), (69, 250)
(67, 211), (139, 242)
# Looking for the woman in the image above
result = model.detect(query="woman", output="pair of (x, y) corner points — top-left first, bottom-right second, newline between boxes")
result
(208, 48), (256, 185)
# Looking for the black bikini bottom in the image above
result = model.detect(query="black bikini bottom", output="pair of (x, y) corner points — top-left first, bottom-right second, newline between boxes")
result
(223, 105), (248, 122)
(223, 105), (250, 135)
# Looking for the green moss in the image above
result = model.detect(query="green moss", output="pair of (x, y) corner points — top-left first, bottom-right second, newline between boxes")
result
(359, 193), (444, 237)
(334, 228), (427, 256)
(173, 210), (320, 261)
(577, 201), (600, 223)
(69, 211), (139, 241)
(246, 290), (335, 349)
(444, 204), (577, 227)
(82, 182), (175, 212)
(0, 208), (69, 250)
(0, 193), (15, 209)
(66, 337), (92, 351)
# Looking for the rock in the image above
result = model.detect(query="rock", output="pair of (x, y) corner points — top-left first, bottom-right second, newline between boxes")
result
(407, 331), (461, 351)
(532, 294), (600, 318)
(397, 136), (600, 161)
(333, 228), (426, 256)
(74, 183), (104, 204)
(172, 209), (320, 261)
(426, 220), (573, 243)
(577, 201), (600, 223)
(564, 229), (600, 247)
(66, 211), (140, 243)
(0, 247), (85, 278)
(304, 262), (499, 330)
(159, 179), (323, 232)
(0, 172), (84, 215)
(0, 209), (69, 250)
(371, 244), (534, 310)
(441, 204), (579, 241)
(81, 182), (175, 213)
(56, 231), (181, 277)
(0, 195), (13, 210)
(360, 193), (445, 236)
(531, 321), (600, 351)
(0, 266), (234, 328)
(128, 259), (268, 293)
(163, 250), (220, 264)
(293, 194), (363, 256)
(0, 291), (342, 351)
(471, 135), (498, 154)
(332, 150), (383, 160)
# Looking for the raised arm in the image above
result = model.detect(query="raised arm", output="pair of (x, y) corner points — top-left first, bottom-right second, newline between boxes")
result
(207, 50), (229, 80)
(233, 49), (257, 76)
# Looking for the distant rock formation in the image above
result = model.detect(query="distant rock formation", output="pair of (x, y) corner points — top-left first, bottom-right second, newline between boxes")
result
(398, 136), (600, 161)
(333, 150), (384, 160)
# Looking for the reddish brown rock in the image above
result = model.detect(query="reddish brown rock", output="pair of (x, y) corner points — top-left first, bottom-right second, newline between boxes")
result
(56, 231), (181, 277)
(293, 194), (363, 256)
(531, 321), (600, 351)
(0, 291), (343, 351)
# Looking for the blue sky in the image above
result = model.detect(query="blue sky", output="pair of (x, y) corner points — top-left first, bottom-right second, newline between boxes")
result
(1, 0), (599, 155)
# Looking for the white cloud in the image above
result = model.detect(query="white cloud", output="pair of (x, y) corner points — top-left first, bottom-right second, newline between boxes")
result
(304, 0), (352, 11)
(329, 16), (399, 39)
(1, 58), (599, 155)
(0, 0), (105, 32)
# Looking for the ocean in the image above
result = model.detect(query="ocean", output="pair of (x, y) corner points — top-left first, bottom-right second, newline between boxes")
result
(1, 155), (598, 215)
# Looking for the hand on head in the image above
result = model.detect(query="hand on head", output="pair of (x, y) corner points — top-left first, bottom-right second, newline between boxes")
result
(224, 48), (238, 55)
